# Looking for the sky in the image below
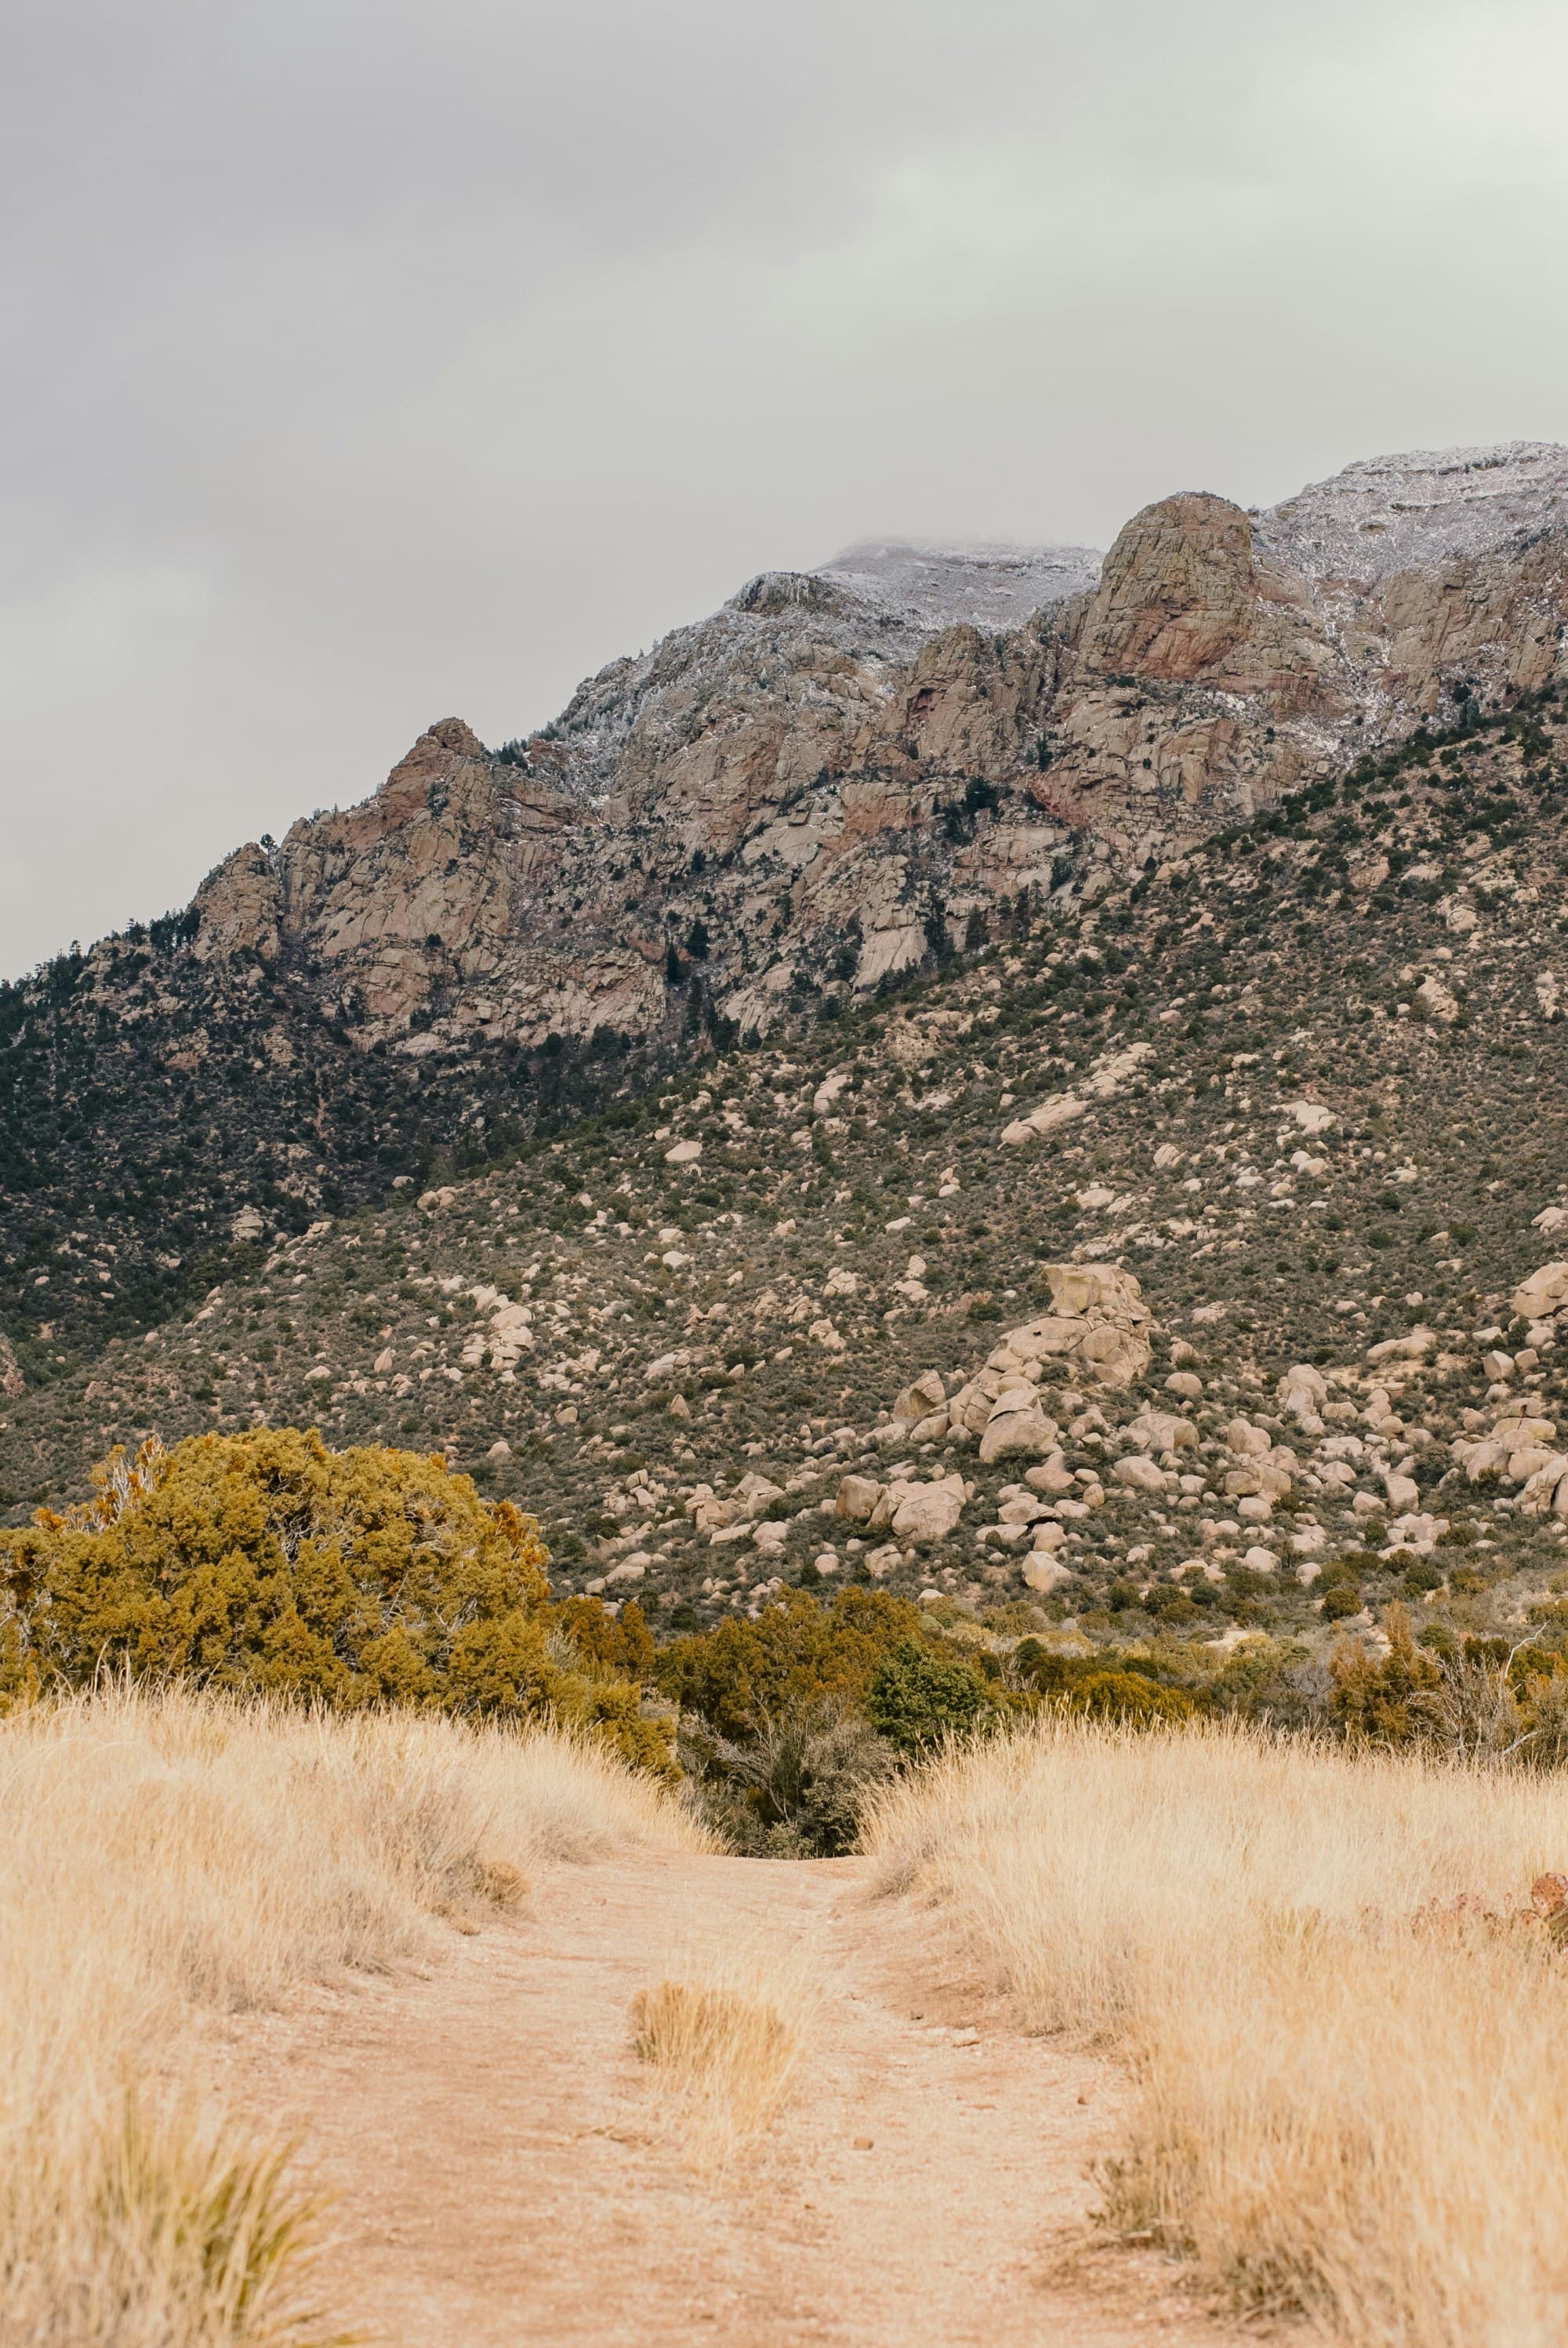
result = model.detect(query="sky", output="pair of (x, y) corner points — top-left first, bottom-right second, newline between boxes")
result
(3, 0), (1567, 976)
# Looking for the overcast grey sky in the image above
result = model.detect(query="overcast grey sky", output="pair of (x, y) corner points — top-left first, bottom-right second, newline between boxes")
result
(3, 0), (1566, 976)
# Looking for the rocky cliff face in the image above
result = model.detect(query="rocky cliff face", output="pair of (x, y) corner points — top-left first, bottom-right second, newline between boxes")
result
(194, 444), (1568, 1058)
(8, 442), (1568, 1376)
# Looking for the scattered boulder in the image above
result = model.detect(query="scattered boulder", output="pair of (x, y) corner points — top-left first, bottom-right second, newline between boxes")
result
(1123, 1409), (1197, 1454)
(1515, 1263), (1568, 1321)
(889, 1474), (967, 1545)
(978, 1388), (1060, 1464)
(1022, 1552), (1073, 1593)
(892, 1368), (947, 1427)
(1277, 1363), (1328, 1421)
(1025, 1452), (1076, 1495)
(663, 1139), (702, 1165)
(836, 1474), (883, 1523)
(1114, 1455), (1168, 1493)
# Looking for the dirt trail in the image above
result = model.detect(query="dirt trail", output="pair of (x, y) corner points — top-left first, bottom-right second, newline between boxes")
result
(224, 1855), (1249, 2347)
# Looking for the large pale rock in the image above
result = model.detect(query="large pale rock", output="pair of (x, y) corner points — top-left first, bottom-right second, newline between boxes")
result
(1454, 1414), (1558, 1480)
(1114, 1455), (1168, 1493)
(1001, 1094), (1084, 1146)
(998, 1264), (1155, 1390)
(1225, 1459), (1295, 1503)
(1025, 1452), (1076, 1495)
(1515, 1263), (1568, 1322)
(1225, 1417), (1273, 1458)
(909, 1408), (951, 1443)
(1022, 1551), (1073, 1593)
(1519, 1456), (1568, 1516)
(893, 1369), (947, 1425)
(1277, 1363), (1328, 1419)
(889, 1474), (967, 1544)
(836, 1474), (883, 1523)
(1385, 1511), (1450, 1553)
(1367, 1328), (1436, 1365)
(1123, 1409), (1197, 1454)
(978, 1401), (1060, 1464)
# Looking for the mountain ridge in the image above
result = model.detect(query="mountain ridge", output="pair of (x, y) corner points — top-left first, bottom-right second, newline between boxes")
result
(4, 438), (1568, 1382)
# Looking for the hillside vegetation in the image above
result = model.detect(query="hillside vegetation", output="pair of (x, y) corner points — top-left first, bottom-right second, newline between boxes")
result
(6, 444), (1568, 1374)
(9, 692), (1568, 1753)
(0, 1428), (675, 1774)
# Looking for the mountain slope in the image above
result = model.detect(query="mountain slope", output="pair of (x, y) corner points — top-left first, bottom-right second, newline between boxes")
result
(10, 681), (1568, 1700)
(5, 442), (1568, 1384)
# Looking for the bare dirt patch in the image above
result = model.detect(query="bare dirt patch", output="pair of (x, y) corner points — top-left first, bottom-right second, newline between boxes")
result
(220, 1852), (1250, 2346)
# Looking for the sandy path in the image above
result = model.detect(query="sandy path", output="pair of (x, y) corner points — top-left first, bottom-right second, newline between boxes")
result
(223, 1854), (1249, 2347)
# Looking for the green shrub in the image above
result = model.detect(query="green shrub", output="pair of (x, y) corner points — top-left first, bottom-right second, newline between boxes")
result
(652, 1586), (938, 1740)
(0, 1429), (673, 1776)
(683, 1699), (894, 1856)
(1065, 1670), (1197, 1725)
(866, 1637), (989, 1753)
(1329, 1607), (1442, 1745)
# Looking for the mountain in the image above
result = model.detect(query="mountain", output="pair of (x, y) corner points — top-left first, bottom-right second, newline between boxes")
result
(193, 442), (1568, 1053)
(7, 651), (1568, 1702)
(4, 441), (1568, 1384)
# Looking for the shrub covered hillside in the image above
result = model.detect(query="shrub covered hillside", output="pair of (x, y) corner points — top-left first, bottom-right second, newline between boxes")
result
(0, 1430), (675, 1775)
(13, 694), (1568, 1733)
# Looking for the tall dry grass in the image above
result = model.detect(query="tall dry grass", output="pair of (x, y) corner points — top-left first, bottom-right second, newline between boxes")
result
(0, 1682), (706, 2346)
(862, 1718), (1568, 2347)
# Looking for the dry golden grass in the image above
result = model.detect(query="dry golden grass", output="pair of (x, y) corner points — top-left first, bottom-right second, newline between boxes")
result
(862, 1717), (1568, 2347)
(630, 1941), (814, 2171)
(0, 1682), (707, 2346)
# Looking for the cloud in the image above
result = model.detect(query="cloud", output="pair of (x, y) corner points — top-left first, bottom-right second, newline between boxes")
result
(1, 0), (1566, 972)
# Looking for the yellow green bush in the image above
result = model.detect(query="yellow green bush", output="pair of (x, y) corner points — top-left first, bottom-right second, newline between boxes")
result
(652, 1585), (960, 1741)
(0, 1428), (674, 1775)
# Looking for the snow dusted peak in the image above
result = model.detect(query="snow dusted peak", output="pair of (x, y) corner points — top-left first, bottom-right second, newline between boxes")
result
(811, 538), (1103, 632)
(1259, 442), (1568, 583)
